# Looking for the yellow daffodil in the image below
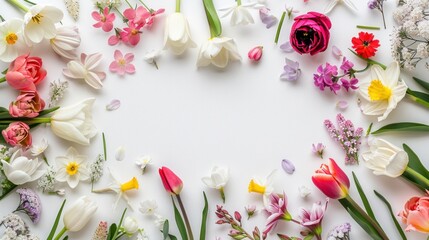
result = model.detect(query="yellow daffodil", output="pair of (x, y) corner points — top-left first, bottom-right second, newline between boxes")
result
(248, 170), (276, 206)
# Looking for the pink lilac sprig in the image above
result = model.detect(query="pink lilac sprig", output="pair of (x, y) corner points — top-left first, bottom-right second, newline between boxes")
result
(324, 113), (363, 165)
(368, 0), (386, 29)
(215, 205), (264, 240)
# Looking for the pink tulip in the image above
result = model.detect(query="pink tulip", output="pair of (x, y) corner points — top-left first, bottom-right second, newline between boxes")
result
(5, 55), (47, 91)
(159, 167), (183, 195)
(9, 91), (45, 118)
(399, 194), (429, 233)
(312, 158), (350, 199)
(248, 46), (263, 61)
(2, 122), (32, 148)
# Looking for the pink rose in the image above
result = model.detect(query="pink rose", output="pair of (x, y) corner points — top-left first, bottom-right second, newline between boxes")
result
(5, 55), (47, 91)
(2, 122), (32, 147)
(9, 91), (46, 118)
(289, 12), (331, 55)
(399, 194), (429, 233)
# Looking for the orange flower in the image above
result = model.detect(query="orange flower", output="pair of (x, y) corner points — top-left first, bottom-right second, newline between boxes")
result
(399, 194), (429, 233)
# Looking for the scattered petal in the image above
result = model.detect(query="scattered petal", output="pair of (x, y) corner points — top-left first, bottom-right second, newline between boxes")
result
(115, 146), (125, 161)
(106, 99), (121, 111)
(336, 100), (349, 110)
(332, 45), (342, 58)
(280, 41), (294, 53)
(281, 159), (295, 174)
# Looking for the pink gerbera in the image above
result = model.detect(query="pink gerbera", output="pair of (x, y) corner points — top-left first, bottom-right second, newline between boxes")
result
(109, 50), (135, 75)
(92, 7), (116, 32)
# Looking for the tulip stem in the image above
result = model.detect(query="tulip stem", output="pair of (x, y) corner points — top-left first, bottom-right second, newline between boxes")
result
(176, 0), (180, 12)
(20, 117), (52, 124)
(176, 195), (194, 240)
(6, 0), (29, 12)
(274, 11), (286, 44)
(53, 227), (67, 240)
(237, 0), (242, 6)
(0, 77), (5, 84)
(404, 167), (429, 189)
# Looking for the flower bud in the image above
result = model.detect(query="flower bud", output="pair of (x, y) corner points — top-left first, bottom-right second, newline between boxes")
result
(159, 166), (183, 195)
(248, 46), (263, 61)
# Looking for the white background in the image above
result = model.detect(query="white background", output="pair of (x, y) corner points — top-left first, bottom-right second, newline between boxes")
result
(0, 0), (428, 239)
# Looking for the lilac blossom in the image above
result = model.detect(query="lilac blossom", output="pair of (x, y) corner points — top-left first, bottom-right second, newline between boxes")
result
(336, 100), (349, 110)
(14, 188), (42, 223)
(259, 7), (278, 28)
(280, 41), (294, 53)
(368, 0), (386, 28)
(313, 63), (340, 93)
(281, 58), (301, 81)
(324, 113), (363, 165)
(332, 45), (342, 58)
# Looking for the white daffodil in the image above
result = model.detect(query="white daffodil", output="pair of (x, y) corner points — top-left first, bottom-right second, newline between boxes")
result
(1, 150), (44, 185)
(359, 62), (407, 122)
(139, 199), (158, 215)
(164, 13), (196, 55)
(50, 26), (81, 59)
(63, 53), (106, 89)
(219, 2), (263, 26)
(135, 155), (152, 173)
(362, 138), (409, 178)
(0, 18), (29, 62)
(55, 147), (90, 189)
(324, 0), (358, 14)
(30, 138), (48, 156)
(202, 166), (229, 202)
(197, 37), (241, 68)
(248, 170), (276, 207)
(23, 4), (63, 44)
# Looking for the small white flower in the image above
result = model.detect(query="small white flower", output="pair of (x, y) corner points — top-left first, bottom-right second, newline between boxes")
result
(135, 155), (151, 173)
(139, 199), (158, 215)
(197, 37), (241, 68)
(50, 26), (80, 59)
(23, 4), (63, 44)
(30, 138), (48, 156)
(143, 50), (162, 69)
(153, 214), (166, 229)
(115, 146), (125, 161)
(0, 19), (29, 62)
(201, 166), (229, 190)
(55, 147), (89, 189)
(63, 53), (106, 89)
(324, 0), (358, 14)
(298, 185), (311, 198)
(122, 216), (139, 235)
(56, 189), (66, 195)
(219, 2), (263, 26)
(93, 0), (122, 8)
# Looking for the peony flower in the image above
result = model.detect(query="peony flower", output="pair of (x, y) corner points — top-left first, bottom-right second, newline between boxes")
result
(63, 196), (97, 232)
(63, 53), (106, 89)
(23, 4), (63, 44)
(163, 13), (196, 55)
(139, 199), (158, 215)
(0, 19), (29, 62)
(263, 193), (291, 236)
(202, 166), (229, 202)
(358, 62), (407, 122)
(122, 216), (139, 235)
(362, 138), (409, 177)
(159, 166), (183, 196)
(50, 26), (81, 59)
(55, 147), (90, 189)
(15, 188), (42, 223)
(290, 12), (331, 55)
(399, 194), (429, 233)
(248, 170), (276, 206)
(248, 46), (263, 61)
(1, 150), (44, 185)
(219, 2), (263, 26)
(299, 199), (329, 239)
(109, 50), (135, 75)
(5, 54), (47, 91)
(197, 37), (241, 68)
(312, 158), (350, 199)
(9, 91), (45, 118)
(92, 7), (115, 32)
(2, 121), (32, 148)
(50, 98), (97, 145)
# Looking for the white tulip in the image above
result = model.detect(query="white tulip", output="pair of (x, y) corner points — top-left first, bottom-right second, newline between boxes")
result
(50, 26), (81, 59)
(122, 216), (139, 235)
(1, 150), (44, 185)
(362, 138), (409, 178)
(63, 196), (97, 232)
(24, 4), (63, 44)
(50, 98), (97, 145)
(197, 37), (241, 68)
(201, 166), (229, 189)
(163, 13), (196, 55)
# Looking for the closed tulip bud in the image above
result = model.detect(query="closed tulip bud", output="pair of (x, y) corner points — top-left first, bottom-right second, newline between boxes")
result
(312, 158), (350, 199)
(159, 166), (183, 195)
(63, 196), (97, 232)
(248, 46), (263, 61)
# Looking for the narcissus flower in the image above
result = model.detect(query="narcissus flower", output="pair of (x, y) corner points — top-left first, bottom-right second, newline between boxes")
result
(312, 158), (350, 199)
(202, 166), (229, 202)
(351, 32), (380, 59)
(55, 147), (89, 189)
(248, 170), (276, 206)
(219, 2), (263, 26)
(0, 19), (29, 62)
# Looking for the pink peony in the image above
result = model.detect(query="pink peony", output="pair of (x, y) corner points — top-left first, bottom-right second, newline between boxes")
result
(399, 194), (429, 233)
(9, 91), (45, 118)
(5, 55), (47, 91)
(2, 122), (32, 147)
(289, 12), (331, 55)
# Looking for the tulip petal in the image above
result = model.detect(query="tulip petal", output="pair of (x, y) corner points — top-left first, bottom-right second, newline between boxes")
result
(51, 121), (90, 145)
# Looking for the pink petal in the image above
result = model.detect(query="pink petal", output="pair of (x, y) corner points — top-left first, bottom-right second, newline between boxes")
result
(108, 36), (120, 45)
(281, 159), (295, 174)
(124, 53), (134, 62)
(125, 64), (135, 74)
(123, 8), (135, 20)
(91, 12), (101, 21)
(93, 22), (103, 28)
(102, 22), (114, 32)
(114, 50), (123, 61)
(106, 99), (121, 111)
(128, 35), (140, 46)
(109, 61), (120, 72)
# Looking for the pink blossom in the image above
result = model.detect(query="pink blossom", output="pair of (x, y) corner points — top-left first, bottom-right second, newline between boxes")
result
(109, 50), (135, 75)
(108, 29), (123, 46)
(120, 24), (143, 46)
(248, 46), (263, 61)
(92, 7), (116, 32)
(263, 193), (291, 236)
(9, 91), (45, 118)
(145, 8), (165, 28)
(299, 199), (329, 239)
(123, 6), (150, 25)
(2, 122), (32, 148)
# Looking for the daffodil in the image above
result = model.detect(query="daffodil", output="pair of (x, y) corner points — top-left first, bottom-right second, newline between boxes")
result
(0, 18), (29, 62)
(358, 62), (407, 121)
(55, 147), (90, 189)
(248, 170), (276, 206)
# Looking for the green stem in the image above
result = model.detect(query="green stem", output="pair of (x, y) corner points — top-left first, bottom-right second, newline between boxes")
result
(53, 227), (67, 240)
(176, 195), (194, 240)
(102, 132), (107, 161)
(219, 187), (225, 203)
(114, 8), (127, 22)
(124, 0), (133, 8)
(0, 15), (5, 22)
(6, 0), (29, 12)
(237, 0), (242, 6)
(348, 48), (387, 69)
(404, 167), (429, 189)
(22, 117), (51, 125)
(274, 11), (286, 44)
(0, 77), (5, 84)
(380, 10), (386, 29)
(356, 25), (381, 30)
(344, 195), (389, 240)
(23, 0), (35, 5)
(176, 0), (181, 12)
(138, 0), (153, 13)
(111, 208), (127, 240)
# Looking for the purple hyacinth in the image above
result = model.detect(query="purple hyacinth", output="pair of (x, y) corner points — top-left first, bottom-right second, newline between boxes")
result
(259, 7), (278, 29)
(313, 63), (341, 93)
(340, 57), (354, 73)
(15, 188), (42, 223)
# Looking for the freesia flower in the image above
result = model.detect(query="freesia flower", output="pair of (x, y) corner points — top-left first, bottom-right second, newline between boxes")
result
(361, 138), (409, 177)
(399, 194), (429, 233)
(312, 158), (350, 199)
(55, 147), (90, 189)
(50, 26), (81, 59)
(163, 13), (196, 55)
(352, 32), (380, 59)
(30, 138), (48, 156)
(50, 98), (97, 145)
(358, 62), (407, 121)
(9, 91), (45, 118)
(139, 199), (158, 215)
(1, 150), (44, 185)
(202, 166), (229, 202)
(280, 58), (301, 81)
(248, 170), (276, 206)
(135, 155), (152, 174)
(159, 166), (183, 196)
(299, 199), (329, 239)
(92, 7), (115, 32)
(109, 50), (135, 75)
(23, 4), (63, 44)
(15, 188), (42, 223)
(263, 193), (291, 236)
(2, 121), (32, 148)
(63, 53), (106, 89)
(219, 2), (263, 26)
(63, 196), (97, 232)
(248, 46), (263, 61)
(5, 54), (47, 91)
(0, 19), (29, 62)
(197, 37), (241, 68)
(122, 216), (139, 236)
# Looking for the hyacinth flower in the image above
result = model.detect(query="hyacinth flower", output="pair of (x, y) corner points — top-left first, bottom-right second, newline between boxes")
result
(14, 188), (42, 223)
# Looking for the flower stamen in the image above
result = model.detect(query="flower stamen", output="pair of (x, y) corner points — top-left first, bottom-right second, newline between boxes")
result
(31, 14), (43, 24)
(66, 162), (79, 176)
(5, 33), (18, 45)
(368, 79), (391, 101)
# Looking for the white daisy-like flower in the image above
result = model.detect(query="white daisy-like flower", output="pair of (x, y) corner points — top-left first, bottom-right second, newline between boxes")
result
(0, 18), (29, 62)
(358, 62), (407, 122)
(30, 138), (48, 157)
(219, 2), (263, 26)
(153, 214), (166, 229)
(135, 155), (152, 173)
(55, 147), (90, 189)
(139, 199), (158, 215)
(23, 4), (63, 44)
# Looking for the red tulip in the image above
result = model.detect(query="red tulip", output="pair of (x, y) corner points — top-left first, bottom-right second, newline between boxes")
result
(312, 158), (350, 199)
(159, 166), (183, 195)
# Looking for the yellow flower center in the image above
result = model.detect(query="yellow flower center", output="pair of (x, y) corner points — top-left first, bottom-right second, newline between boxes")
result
(368, 80), (392, 101)
(5, 33), (18, 45)
(120, 177), (139, 192)
(248, 180), (266, 194)
(32, 14), (43, 24)
(66, 162), (79, 176)
(118, 58), (126, 66)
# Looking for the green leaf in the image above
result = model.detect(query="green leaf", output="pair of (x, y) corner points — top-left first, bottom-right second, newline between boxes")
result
(107, 223), (117, 240)
(303, 234), (314, 240)
(413, 77), (429, 93)
(372, 122), (429, 134)
(169, 234), (178, 240)
(62, 236), (68, 240)
(403, 144), (429, 178)
(406, 88), (429, 108)
(163, 220), (169, 240)
(200, 192), (208, 240)
(374, 190), (407, 240)
(47, 199), (66, 240)
(346, 207), (383, 240)
(0, 107), (8, 113)
(352, 172), (379, 225)
(172, 197), (188, 240)
(202, 0), (222, 37)
(38, 106), (60, 117)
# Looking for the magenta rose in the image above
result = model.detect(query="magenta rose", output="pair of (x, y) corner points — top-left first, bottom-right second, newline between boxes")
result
(2, 122), (32, 147)
(5, 54), (47, 91)
(290, 12), (331, 55)
(9, 91), (46, 118)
